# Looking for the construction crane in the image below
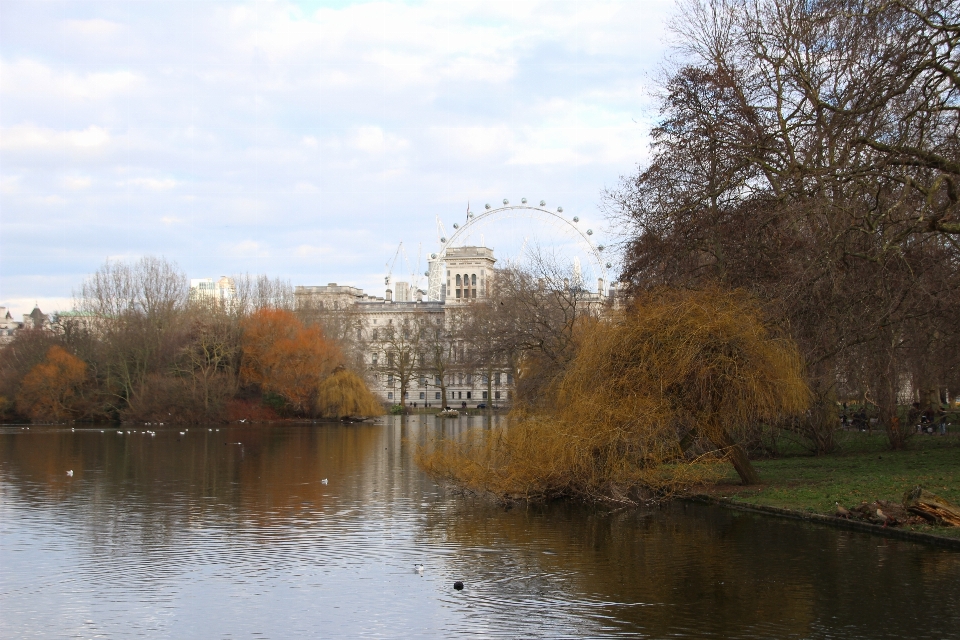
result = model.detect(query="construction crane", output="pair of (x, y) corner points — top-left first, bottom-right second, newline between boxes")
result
(385, 242), (403, 286)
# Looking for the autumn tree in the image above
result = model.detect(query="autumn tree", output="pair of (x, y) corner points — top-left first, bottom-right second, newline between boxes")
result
(419, 287), (810, 501)
(316, 367), (384, 418)
(16, 346), (88, 421)
(240, 308), (342, 415)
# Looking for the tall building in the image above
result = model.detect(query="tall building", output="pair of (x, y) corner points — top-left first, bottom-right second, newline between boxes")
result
(444, 246), (495, 302)
(190, 276), (236, 302)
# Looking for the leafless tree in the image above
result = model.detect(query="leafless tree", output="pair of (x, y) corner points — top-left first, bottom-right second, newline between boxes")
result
(606, 0), (960, 449)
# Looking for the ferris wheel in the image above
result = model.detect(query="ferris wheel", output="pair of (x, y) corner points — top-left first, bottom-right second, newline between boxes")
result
(425, 198), (612, 302)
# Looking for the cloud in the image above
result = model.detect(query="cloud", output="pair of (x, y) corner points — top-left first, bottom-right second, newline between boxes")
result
(63, 18), (124, 37)
(63, 176), (93, 190)
(0, 125), (111, 151)
(1, 58), (142, 101)
(0, 0), (674, 316)
(122, 177), (178, 191)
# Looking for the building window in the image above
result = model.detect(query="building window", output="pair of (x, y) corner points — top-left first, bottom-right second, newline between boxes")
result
(472, 289), (477, 298)
(387, 392), (394, 400)
(435, 376), (442, 385)
(372, 354), (378, 365)
(507, 373), (514, 384)
(419, 392), (425, 399)
(494, 372), (501, 385)
(404, 392), (409, 399)
(471, 274), (476, 286)
(450, 391), (455, 398)
(458, 391), (462, 399)
(435, 392), (440, 400)
(456, 274), (462, 286)
(466, 391), (471, 399)
(387, 375), (394, 385)
(495, 391), (501, 399)
(482, 391), (487, 399)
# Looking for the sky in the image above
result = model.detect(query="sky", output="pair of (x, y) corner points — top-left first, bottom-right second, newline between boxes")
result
(0, 0), (675, 317)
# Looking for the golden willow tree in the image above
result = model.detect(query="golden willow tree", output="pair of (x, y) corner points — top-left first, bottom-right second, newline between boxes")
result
(419, 288), (809, 503)
(316, 367), (384, 419)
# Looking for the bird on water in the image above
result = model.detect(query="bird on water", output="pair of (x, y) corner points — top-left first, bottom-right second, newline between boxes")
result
(454, 581), (464, 591)
(414, 564), (424, 574)
(66, 470), (73, 477)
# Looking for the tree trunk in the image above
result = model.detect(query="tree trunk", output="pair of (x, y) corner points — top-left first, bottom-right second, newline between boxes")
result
(876, 352), (907, 450)
(714, 429), (761, 485)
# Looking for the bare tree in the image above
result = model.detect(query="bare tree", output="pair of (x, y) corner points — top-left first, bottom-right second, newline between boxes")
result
(607, 0), (960, 449)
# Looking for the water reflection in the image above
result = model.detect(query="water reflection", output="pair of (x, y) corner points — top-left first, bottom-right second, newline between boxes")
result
(1, 418), (958, 639)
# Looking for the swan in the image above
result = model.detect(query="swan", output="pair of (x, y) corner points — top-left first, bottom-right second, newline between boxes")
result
(321, 478), (328, 485)
(414, 564), (424, 574)
(66, 470), (73, 477)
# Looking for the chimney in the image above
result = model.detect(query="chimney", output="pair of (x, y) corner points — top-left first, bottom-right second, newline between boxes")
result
(385, 288), (393, 302)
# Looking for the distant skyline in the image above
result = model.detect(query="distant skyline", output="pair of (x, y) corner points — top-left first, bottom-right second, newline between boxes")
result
(1, 0), (674, 317)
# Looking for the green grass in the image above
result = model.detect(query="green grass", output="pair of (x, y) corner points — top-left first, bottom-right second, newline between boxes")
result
(712, 432), (960, 539)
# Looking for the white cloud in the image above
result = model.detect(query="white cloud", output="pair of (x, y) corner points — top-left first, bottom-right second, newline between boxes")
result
(0, 0), (673, 308)
(0, 124), (111, 151)
(1, 58), (142, 101)
(63, 176), (93, 190)
(122, 178), (178, 191)
(0, 175), (21, 194)
(63, 18), (123, 37)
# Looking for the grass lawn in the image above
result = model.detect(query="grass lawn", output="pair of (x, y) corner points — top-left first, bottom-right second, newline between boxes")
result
(707, 431), (960, 539)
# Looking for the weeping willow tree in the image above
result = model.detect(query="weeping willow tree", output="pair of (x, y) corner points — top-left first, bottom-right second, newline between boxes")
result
(316, 368), (384, 419)
(418, 287), (810, 503)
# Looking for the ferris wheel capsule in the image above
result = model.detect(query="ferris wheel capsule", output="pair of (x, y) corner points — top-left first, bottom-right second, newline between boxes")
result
(606, 262), (612, 269)
(503, 198), (509, 205)
(485, 203), (491, 209)
(540, 200), (546, 206)
(586, 229), (593, 235)
(521, 198), (527, 204)
(598, 245), (605, 251)
(557, 207), (563, 213)
(440, 237), (446, 243)
(430, 253), (437, 259)
(573, 216), (579, 223)
(453, 223), (459, 229)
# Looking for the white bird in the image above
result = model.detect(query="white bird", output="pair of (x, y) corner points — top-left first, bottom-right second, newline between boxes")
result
(414, 564), (424, 574)
(117, 430), (123, 434)
(321, 478), (328, 485)
(71, 428), (75, 432)
(66, 470), (73, 477)
(179, 431), (186, 436)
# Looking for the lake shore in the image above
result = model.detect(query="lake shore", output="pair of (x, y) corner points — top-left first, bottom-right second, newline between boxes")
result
(691, 431), (960, 544)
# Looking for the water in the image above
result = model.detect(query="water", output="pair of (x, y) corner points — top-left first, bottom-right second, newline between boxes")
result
(1, 418), (958, 639)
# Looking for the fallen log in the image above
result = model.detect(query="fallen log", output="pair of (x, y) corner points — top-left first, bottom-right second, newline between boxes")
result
(902, 486), (960, 527)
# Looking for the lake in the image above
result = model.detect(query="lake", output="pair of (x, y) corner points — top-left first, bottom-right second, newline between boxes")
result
(1, 417), (958, 638)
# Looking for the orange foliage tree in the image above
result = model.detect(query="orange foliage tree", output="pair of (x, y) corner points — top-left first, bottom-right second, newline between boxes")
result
(240, 309), (343, 414)
(16, 346), (88, 421)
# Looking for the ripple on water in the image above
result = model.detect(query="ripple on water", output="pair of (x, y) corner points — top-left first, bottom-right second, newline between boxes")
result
(2, 422), (960, 639)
